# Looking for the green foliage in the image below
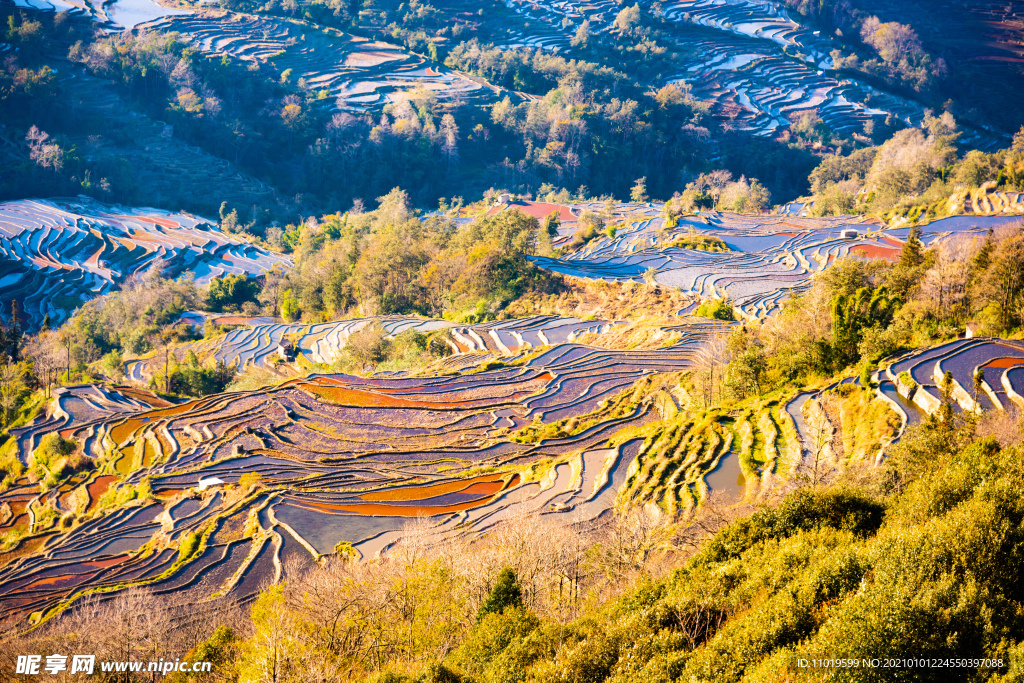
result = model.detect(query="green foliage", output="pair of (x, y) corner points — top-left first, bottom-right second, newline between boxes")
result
(859, 362), (874, 389)
(280, 288), (301, 322)
(100, 349), (123, 378)
(453, 607), (542, 679)
(333, 541), (357, 558)
(667, 233), (730, 252)
(166, 625), (239, 683)
(693, 299), (735, 321)
(829, 285), (897, 369)
(168, 357), (235, 397)
(32, 432), (89, 483)
(414, 663), (466, 683)
(725, 328), (768, 397)
(237, 472), (262, 491)
(899, 225), (925, 269)
(178, 531), (199, 563)
(477, 568), (523, 622)
(694, 487), (884, 565)
(206, 273), (260, 312)
(55, 274), (200, 363)
(97, 478), (152, 510)
(0, 360), (33, 429)
(281, 205), (563, 324)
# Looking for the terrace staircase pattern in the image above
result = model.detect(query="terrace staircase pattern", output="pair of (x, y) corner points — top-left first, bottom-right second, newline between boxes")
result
(0, 198), (291, 329)
(530, 201), (1024, 320)
(0, 332), (732, 626)
(123, 314), (624, 380)
(156, 11), (524, 113)
(886, 337), (1024, 415)
(496, 0), (1006, 148)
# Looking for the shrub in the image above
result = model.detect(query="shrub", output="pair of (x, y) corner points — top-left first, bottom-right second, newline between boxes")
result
(344, 324), (391, 369)
(237, 472), (262, 490)
(166, 625), (239, 683)
(454, 607), (540, 674)
(35, 433), (76, 466)
(898, 370), (918, 397)
(415, 663), (466, 683)
(178, 531), (199, 563)
(100, 349), (123, 378)
(206, 273), (260, 312)
(694, 299), (735, 321)
(668, 233), (729, 252)
(34, 433), (87, 481)
(168, 359), (235, 397)
(695, 487), (885, 565)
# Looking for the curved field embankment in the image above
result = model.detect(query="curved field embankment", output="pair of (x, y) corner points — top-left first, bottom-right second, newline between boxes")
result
(528, 202), (1015, 321)
(124, 314), (627, 380)
(887, 337), (1024, 414)
(156, 10), (524, 114)
(0, 198), (290, 330)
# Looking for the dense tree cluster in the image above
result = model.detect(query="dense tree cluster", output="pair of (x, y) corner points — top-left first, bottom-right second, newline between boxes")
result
(277, 189), (562, 322)
(805, 114), (1024, 218)
(782, 0), (945, 94)
(1, 0), (825, 220)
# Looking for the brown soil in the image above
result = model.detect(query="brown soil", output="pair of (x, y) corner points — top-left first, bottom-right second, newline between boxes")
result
(298, 474), (521, 517)
(302, 381), (530, 410)
(505, 279), (696, 323)
(983, 356), (1024, 369)
(360, 473), (511, 502)
(852, 244), (900, 260)
(86, 476), (118, 512)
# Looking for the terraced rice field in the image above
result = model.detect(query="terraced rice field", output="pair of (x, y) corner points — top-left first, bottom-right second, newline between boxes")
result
(0, 198), (290, 328)
(124, 314), (624, 381)
(0, 326), (737, 625)
(528, 203), (1023, 319)
(155, 11), (523, 113)
(9, 385), (176, 467)
(496, 0), (1006, 148)
(13, 0), (190, 30)
(887, 337), (1024, 414)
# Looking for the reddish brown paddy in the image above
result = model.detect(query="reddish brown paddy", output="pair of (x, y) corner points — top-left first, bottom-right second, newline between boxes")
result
(297, 474), (520, 517)
(852, 244), (900, 260)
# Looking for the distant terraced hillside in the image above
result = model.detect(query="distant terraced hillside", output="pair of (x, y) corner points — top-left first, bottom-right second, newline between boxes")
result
(836, 0), (1024, 134)
(493, 0), (1007, 149)
(153, 10), (524, 113)
(524, 201), (1024, 319)
(0, 198), (290, 329)
(13, 0), (190, 31)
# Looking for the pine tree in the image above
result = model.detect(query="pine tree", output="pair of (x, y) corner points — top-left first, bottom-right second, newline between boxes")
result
(938, 370), (955, 427)
(973, 367), (985, 410)
(477, 568), (523, 622)
(831, 287), (895, 368)
(7, 300), (21, 363)
(970, 228), (995, 283)
(899, 226), (924, 269)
